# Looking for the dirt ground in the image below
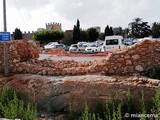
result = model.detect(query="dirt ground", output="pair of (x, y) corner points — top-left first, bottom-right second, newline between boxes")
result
(38, 52), (109, 62)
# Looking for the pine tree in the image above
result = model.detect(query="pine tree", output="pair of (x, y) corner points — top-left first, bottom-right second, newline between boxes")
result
(13, 28), (23, 40)
(105, 25), (110, 36)
(105, 25), (114, 36)
(73, 19), (81, 43)
(109, 27), (114, 36)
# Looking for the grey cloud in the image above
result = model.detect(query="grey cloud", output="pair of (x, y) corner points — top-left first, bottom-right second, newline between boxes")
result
(49, 0), (160, 30)
(5, 0), (160, 32)
(13, 0), (52, 10)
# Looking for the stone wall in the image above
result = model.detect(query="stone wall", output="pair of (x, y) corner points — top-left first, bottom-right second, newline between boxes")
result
(0, 40), (41, 73)
(102, 39), (160, 75)
(1, 39), (160, 75)
(11, 31), (35, 40)
(7, 39), (160, 76)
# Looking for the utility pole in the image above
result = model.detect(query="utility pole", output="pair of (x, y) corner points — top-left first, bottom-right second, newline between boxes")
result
(3, 0), (9, 76)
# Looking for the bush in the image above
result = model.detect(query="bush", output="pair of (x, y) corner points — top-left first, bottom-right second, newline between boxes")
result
(80, 89), (160, 120)
(144, 65), (160, 79)
(33, 30), (64, 45)
(153, 88), (160, 118)
(0, 85), (36, 120)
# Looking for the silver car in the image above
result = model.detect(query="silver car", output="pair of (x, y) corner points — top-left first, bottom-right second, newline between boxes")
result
(69, 44), (79, 53)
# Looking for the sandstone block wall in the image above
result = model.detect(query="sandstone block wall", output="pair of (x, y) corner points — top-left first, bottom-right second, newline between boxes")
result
(102, 39), (160, 75)
(1, 39), (160, 76)
(0, 40), (41, 73)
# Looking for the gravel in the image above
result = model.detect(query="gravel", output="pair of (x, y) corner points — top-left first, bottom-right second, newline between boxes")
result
(38, 54), (106, 62)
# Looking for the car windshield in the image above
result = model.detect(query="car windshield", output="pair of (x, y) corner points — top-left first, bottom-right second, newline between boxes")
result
(46, 42), (53, 45)
(89, 44), (97, 47)
(78, 44), (85, 47)
(47, 42), (57, 46)
(50, 45), (56, 48)
(71, 44), (78, 47)
(56, 45), (64, 48)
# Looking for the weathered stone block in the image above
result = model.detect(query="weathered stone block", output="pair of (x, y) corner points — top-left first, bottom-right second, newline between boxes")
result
(126, 60), (132, 65)
(132, 54), (140, 60)
(124, 66), (134, 73)
(135, 65), (144, 72)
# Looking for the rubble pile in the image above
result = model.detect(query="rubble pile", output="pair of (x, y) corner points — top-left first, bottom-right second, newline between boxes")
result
(0, 40), (41, 72)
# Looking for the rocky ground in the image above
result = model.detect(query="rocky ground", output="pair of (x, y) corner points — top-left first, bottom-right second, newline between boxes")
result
(0, 74), (159, 115)
(1, 40), (160, 119)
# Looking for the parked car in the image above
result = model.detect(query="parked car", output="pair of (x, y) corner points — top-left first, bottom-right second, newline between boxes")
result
(44, 42), (58, 49)
(69, 44), (79, 53)
(123, 39), (133, 45)
(55, 44), (68, 50)
(132, 39), (138, 44)
(85, 44), (101, 53)
(92, 40), (104, 46)
(77, 42), (88, 52)
(44, 42), (67, 50)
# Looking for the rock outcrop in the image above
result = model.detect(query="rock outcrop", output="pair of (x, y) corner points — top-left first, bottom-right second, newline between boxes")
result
(0, 74), (159, 113)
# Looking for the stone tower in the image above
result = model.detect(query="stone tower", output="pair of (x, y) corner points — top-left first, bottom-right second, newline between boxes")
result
(46, 22), (62, 31)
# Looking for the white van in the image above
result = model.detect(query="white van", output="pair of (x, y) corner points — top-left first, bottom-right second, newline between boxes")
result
(101, 35), (124, 52)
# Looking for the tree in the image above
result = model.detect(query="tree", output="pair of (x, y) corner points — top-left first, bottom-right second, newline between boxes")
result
(151, 22), (160, 38)
(128, 18), (151, 38)
(73, 19), (81, 43)
(104, 25), (110, 36)
(13, 28), (23, 40)
(87, 28), (99, 42)
(109, 27), (114, 36)
(122, 28), (129, 38)
(33, 30), (64, 45)
(113, 27), (123, 35)
(99, 33), (105, 40)
(104, 25), (114, 36)
(80, 30), (89, 42)
(61, 31), (74, 46)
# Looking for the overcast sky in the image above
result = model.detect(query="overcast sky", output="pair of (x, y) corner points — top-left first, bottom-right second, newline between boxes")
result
(0, 0), (160, 33)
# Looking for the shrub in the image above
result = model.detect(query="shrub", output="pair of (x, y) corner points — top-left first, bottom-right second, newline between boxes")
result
(0, 85), (36, 120)
(140, 91), (146, 120)
(33, 30), (64, 45)
(153, 88), (160, 119)
(144, 65), (160, 79)
(82, 103), (90, 120)
(66, 103), (77, 120)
